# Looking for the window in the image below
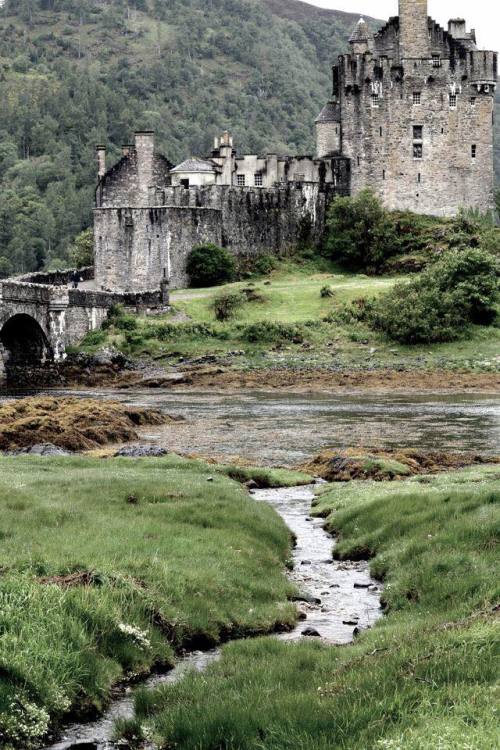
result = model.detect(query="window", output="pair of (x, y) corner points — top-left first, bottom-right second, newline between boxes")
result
(371, 93), (379, 108)
(449, 93), (457, 109)
(413, 143), (423, 159)
(254, 173), (263, 187)
(418, 173), (421, 184)
(379, 126), (383, 137)
(470, 97), (477, 107)
(471, 145), (477, 159)
(413, 125), (423, 140)
(237, 174), (246, 187)
(432, 55), (442, 68)
(413, 92), (421, 105)
(382, 169), (386, 180)
(294, 173), (305, 182)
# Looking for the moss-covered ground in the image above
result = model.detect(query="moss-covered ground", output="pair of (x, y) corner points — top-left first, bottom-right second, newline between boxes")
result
(78, 260), (500, 374)
(0, 454), (300, 748)
(132, 465), (500, 750)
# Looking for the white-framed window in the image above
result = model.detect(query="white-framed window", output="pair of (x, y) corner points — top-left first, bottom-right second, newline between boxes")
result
(449, 93), (457, 109)
(236, 174), (246, 187)
(432, 55), (441, 68)
(471, 144), (477, 159)
(254, 173), (263, 187)
(371, 93), (379, 108)
(413, 91), (421, 105)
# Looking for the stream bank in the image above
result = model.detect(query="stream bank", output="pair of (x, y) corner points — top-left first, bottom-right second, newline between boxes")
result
(42, 485), (382, 750)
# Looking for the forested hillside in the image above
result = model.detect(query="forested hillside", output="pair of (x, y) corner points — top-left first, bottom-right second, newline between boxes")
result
(0, 0), (497, 275)
(0, 0), (376, 274)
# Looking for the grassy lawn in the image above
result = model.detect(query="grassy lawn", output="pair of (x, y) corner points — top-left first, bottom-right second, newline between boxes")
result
(79, 260), (500, 372)
(131, 465), (500, 750)
(0, 455), (300, 749)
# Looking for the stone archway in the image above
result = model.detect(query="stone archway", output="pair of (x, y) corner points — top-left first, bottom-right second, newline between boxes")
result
(0, 314), (53, 372)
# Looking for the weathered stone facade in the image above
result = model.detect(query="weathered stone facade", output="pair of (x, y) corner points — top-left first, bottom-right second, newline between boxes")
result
(331, 0), (497, 216)
(94, 139), (348, 292)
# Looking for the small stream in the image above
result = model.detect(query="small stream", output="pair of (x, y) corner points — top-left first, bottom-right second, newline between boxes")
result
(43, 485), (382, 750)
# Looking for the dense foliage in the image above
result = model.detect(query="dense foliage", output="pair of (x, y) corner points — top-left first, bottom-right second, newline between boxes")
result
(186, 243), (236, 287)
(324, 189), (399, 272)
(368, 248), (499, 344)
(0, 0), (372, 275)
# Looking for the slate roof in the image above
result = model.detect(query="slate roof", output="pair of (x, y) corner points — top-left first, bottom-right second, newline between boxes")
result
(315, 100), (341, 124)
(170, 158), (216, 173)
(349, 17), (373, 42)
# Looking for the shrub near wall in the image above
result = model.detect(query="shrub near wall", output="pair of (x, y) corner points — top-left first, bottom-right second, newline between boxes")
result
(186, 244), (236, 288)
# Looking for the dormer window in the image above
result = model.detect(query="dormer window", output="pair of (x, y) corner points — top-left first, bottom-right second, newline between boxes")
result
(413, 92), (421, 105)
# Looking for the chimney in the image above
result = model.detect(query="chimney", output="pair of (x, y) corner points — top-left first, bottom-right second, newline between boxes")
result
(134, 131), (155, 206)
(448, 19), (467, 39)
(398, 0), (430, 60)
(96, 145), (106, 178)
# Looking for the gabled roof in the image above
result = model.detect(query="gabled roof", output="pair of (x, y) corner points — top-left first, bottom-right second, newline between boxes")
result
(315, 100), (341, 124)
(170, 158), (216, 174)
(349, 16), (373, 42)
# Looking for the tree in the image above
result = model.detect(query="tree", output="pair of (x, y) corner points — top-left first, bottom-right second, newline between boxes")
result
(324, 190), (398, 273)
(186, 244), (236, 287)
(69, 228), (94, 268)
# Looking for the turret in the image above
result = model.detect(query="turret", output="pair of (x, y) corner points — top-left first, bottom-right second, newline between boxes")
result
(349, 17), (373, 55)
(398, 0), (430, 59)
(315, 100), (341, 158)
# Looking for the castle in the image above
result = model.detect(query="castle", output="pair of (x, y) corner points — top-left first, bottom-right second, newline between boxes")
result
(94, 0), (497, 293)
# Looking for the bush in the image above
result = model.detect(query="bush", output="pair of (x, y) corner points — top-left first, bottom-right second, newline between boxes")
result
(213, 292), (245, 321)
(240, 321), (304, 344)
(368, 249), (498, 344)
(115, 315), (138, 331)
(186, 244), (236, 287)
(324, 189), (398, 272)
(320, 285), (335, 298)
(81, 329), (107, 347)
(253, 254), (277, 275)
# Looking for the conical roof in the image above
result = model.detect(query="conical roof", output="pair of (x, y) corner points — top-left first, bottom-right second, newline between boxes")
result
(315, 100), (341, 124)
(349, 16), (372, 43)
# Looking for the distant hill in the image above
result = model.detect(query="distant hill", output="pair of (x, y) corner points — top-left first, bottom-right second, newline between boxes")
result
(0, 0), (496, 275)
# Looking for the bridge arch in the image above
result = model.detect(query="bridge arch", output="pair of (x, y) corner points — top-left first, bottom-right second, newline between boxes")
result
(0, 313), (53, 370)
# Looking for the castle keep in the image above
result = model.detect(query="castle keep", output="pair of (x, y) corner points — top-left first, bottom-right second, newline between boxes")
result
(94, 0), (497, 293)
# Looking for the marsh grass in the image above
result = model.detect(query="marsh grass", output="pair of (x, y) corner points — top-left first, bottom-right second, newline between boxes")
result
(0, 455), (297, 748)
(135, 465), (500, 750)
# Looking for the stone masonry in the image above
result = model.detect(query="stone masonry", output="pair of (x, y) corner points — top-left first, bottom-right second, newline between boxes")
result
(94, 0), (496, 293)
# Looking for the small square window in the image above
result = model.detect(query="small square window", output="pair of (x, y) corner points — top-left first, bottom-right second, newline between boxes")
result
(413, 143), (423, 159)
(237, 174), (246, 187)
(371, 93), (379, 108)
(254, 173), (263, 187)
(471, 145), (477, 159)
(449, 93), (457, 109)
(470, 97), (477, 107)
(413, 92), (421, 105)
(413, 125), (423, 140)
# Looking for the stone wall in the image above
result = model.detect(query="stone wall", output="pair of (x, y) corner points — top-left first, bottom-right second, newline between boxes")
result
(94, 182), (347, 292)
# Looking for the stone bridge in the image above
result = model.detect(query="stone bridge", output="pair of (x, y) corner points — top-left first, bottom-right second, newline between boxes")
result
(0, 273), (162, 382)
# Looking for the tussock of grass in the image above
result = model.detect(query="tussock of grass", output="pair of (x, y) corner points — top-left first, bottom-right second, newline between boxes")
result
(134, 465), (500, 750)
(0, 396), (169, 452)
(217, 464), (313, 488)
(301, 447), (498, 482)
(0, 455), (296, 748)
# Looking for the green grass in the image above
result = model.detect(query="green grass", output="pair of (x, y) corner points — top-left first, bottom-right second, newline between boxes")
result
(79, 260), (500, 372)
(0, 454), (297, 749)
(133, 465), (500, 750)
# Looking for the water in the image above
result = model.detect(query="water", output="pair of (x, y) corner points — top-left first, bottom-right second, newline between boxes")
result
(8, 387), (498, 463)
(43, 485), (382, 750)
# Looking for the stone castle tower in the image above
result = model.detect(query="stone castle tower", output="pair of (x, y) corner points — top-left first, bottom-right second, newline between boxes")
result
(317, 0), (497, 215)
